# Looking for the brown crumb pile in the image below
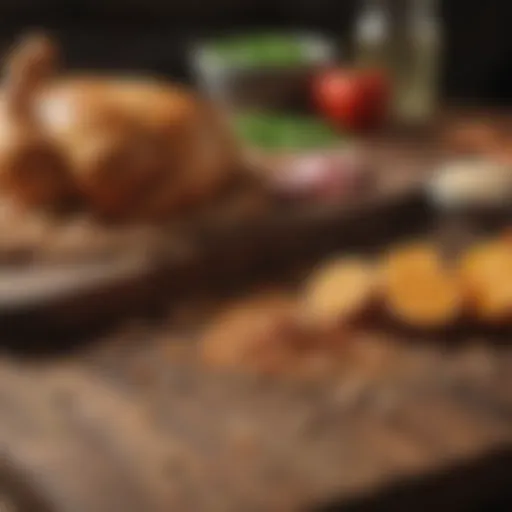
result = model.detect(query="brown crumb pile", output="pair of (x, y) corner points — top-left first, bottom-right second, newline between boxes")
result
(199, 294), (350, 378)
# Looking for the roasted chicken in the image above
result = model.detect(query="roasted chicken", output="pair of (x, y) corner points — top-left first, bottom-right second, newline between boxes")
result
(0, 33), (240, 221)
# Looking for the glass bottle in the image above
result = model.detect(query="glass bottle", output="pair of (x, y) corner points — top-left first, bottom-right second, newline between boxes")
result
(353, 0), (393, 71)
(395, 0), (442, 124)
(353, 0), (442, 125)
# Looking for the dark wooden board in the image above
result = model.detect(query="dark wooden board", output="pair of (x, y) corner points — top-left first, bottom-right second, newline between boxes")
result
(0, 136), (437, 323)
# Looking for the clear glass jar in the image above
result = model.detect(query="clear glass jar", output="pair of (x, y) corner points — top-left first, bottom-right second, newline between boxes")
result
(190, 33), (337, 111)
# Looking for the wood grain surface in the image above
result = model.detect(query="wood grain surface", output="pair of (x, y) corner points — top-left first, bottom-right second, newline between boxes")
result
(0, 128), (510, 512)
(1, 314), (512, 512)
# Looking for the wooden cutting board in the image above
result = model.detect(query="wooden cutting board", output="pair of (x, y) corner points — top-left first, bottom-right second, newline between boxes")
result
(0, 136), (437, 324)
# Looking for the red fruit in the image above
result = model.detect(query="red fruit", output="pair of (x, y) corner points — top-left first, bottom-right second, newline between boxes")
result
(313, 68), (390, 131)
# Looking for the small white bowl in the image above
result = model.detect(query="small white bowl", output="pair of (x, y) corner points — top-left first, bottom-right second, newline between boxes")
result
(427, 159), (512, 211)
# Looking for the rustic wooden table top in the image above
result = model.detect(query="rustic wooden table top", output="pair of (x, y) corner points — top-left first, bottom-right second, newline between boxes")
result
(0, 119), (511, 512)
(1, 313), (512, 512)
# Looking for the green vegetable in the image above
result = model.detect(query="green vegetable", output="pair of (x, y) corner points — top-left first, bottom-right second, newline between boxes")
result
(234, 113), (344, 150)
(210, 34), (308, 68)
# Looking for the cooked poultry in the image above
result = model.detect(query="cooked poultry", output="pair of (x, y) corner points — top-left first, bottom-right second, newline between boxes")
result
(0, 34), (73, 210)
(0, 33), (240, 220)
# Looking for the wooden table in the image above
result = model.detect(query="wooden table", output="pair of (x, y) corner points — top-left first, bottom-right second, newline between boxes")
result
(0, 125), (511, 512)
(1, 308), (512, 512)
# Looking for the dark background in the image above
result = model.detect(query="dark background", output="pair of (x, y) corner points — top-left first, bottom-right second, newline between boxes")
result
(0, 0), (510, 104)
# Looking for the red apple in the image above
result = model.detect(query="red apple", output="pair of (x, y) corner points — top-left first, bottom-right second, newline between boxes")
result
(313, 68), (390, 131)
